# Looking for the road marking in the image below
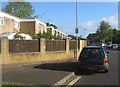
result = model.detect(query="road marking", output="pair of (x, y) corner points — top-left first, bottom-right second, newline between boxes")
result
(66, 76), (81, 86)
(53, 72), (74, 86)
(52, 72), (81, 87)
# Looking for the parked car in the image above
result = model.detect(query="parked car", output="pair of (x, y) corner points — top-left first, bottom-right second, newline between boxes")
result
(112, 44), (118, 50)
(118, 44), (120, 51)
(78, 46), (109, 73)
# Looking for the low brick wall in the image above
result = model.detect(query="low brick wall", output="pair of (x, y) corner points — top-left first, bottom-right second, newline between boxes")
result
(0, 38), (87, 65)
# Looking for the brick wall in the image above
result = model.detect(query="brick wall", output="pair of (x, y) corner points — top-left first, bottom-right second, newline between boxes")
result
(0, 38), (87, 65)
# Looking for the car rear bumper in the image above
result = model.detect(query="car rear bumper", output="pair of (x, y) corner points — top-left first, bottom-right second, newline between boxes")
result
(78, 63), (109, 70)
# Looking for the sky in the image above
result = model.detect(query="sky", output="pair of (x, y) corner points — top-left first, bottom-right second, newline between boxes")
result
(1, 1), (118, 38)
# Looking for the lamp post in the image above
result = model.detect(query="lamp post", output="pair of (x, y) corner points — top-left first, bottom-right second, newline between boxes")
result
(75, 0), (79, 59)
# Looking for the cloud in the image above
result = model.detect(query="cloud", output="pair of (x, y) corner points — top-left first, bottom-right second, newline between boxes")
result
(80, 20), (98, 30)
(102, 14), (118, 29)
(79, 14), (118, 37)
(80, 14), (118, 31)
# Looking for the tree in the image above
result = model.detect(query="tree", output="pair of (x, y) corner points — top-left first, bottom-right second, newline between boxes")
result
(97, 21), (111, 43)
(13, 33), (25, 40)
(46, 22), (57, 29)
(112, 29), (120, 44)
(106, 28), (113, 42)
(4, 0), (34, 18)
(31, 31), (61, 40)
(67, 35), (76, 40)
(87, 33), (100, 44)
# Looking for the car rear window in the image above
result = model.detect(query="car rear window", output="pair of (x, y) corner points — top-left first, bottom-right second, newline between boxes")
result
(80, 48), (104, 59)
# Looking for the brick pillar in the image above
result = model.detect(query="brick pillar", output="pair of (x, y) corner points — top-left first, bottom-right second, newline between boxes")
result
(66, 39), (69, 52)
(40, 38), (46, 53)
(0, 37), (9, 65)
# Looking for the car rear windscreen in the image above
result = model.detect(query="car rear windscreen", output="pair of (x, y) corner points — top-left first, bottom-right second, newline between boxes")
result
(80, 48), (104, 59)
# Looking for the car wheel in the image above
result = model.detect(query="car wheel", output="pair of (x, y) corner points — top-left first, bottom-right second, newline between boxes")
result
(104, 69), (108, 73)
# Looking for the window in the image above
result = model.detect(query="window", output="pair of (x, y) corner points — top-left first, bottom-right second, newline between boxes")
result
(14, 22), (20, 29)
(80, 48), (104, 59)
(0, 17), (4, 26)
(36, 23), (40, 30)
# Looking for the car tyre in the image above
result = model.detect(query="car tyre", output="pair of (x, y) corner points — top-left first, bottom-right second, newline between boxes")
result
(104, 69), (108, 73)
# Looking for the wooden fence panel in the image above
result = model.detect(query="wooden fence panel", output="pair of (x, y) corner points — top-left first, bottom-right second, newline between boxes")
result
(46, 40), (66, 52)
(9, 40), (40, 53)
(69, 40), (76, 50)
(69, 40), (80, 50)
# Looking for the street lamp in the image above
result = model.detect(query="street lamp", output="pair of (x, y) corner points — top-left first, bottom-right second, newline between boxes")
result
(75, 0), (79, 59)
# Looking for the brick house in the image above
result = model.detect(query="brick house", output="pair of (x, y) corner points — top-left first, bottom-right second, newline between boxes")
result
(46, 26), (55, 36)
(47, 26), (67, 39)
(0, 11), (47, 35)
(20, 18), (47, 35)
(0, 11), (66, 39)
(0, 11), (20, 34)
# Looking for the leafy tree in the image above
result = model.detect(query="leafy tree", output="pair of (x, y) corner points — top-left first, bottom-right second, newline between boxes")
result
(87, 21), (120, 44)
(112, 29), (120, 44)
(46, 22), (57, 29)
(68, 34), (84, 40)
(112, 28), (118, 36)
(4, 0), (34, 18)
(31, 31), (55, 40)
(97, 21), (111, 43)
(67, 35), (76, 40)
(13, 33), (25, 40)
(87, 33), (100, 44)
(106, 28), (113, 42)
(78, 35), (83, 39)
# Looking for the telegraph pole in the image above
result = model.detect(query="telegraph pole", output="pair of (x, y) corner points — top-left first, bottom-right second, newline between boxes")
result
(75, 0), (79, 59)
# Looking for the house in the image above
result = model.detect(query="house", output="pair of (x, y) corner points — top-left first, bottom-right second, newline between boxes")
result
(20, 18), (47, 35)
(54, 29), (59, 37)
(0, 11), (67, 39)
(46, 26), (55, 36)
(0, 11), (20, 34)
(0, 11), (47, 35)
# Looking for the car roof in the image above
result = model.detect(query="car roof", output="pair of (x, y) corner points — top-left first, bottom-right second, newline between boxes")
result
(84, 46), (103, 49)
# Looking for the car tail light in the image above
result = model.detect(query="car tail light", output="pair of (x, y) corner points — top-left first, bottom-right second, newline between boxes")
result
(104, 58), (108, 64)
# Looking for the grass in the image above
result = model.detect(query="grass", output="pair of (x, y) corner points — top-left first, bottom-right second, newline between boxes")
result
(0, 82), (50, 87)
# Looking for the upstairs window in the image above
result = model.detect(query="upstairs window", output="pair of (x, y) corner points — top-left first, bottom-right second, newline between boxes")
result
(36, 23), (40, 30)
(14, 22), (20, 29)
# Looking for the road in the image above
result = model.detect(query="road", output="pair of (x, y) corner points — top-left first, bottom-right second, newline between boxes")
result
(2, 50), (119, 86)
(74, 50), (118, 85)
(2, 61), (77, 85)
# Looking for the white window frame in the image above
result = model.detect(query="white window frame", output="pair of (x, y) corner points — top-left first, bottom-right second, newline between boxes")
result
(0, 17), (4, 26)
(36, 23), (40, 30)
(14, 21), (20, 29)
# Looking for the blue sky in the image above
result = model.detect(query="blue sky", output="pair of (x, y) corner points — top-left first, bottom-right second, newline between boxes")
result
(2, 2), (118, 37)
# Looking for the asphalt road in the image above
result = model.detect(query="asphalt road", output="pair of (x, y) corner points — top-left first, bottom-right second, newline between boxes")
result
(74, 50), (119, 85)
(2, 61), (78, 85)
(2, 50), (119, 86)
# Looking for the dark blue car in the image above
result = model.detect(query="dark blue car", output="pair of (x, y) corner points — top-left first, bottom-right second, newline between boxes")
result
(78, 46), (109, 73)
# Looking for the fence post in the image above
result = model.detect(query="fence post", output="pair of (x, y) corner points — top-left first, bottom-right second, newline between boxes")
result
(66, 39), (69, 52)
(0, 37), (9, 65)
(40, 38), (46, 53)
